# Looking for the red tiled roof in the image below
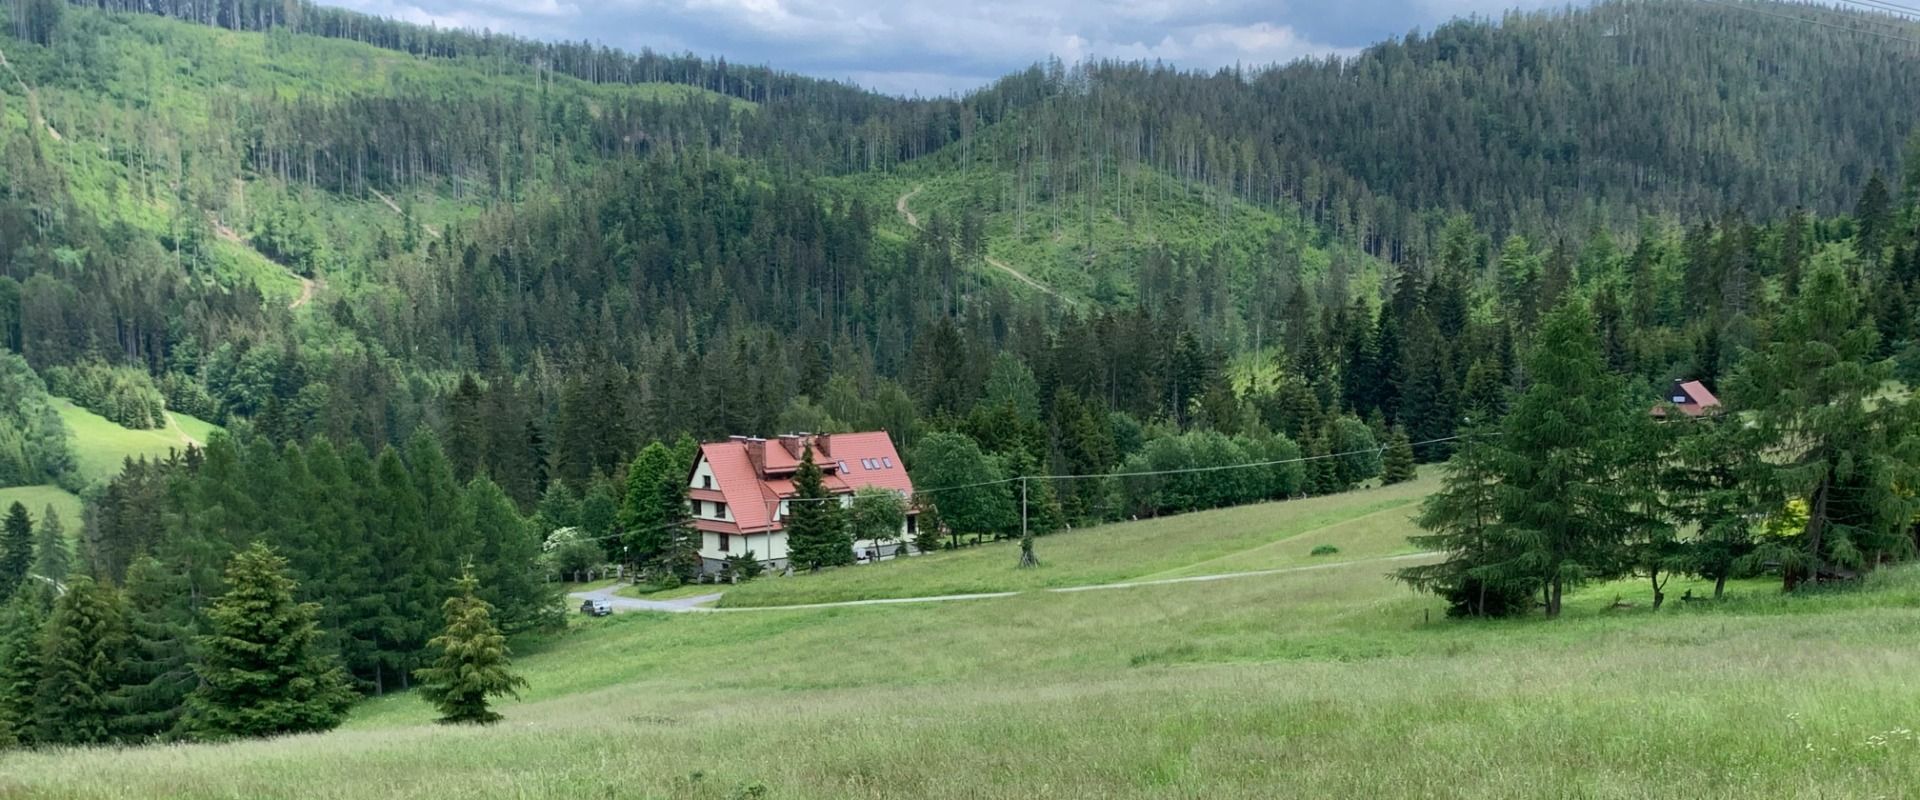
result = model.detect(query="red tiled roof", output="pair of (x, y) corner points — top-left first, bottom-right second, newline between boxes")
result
(825, 431), (915, 496)
(1680, 381), (1720, 408)
(691, 432), (913, 533)
(1652, 380), (1724, 418)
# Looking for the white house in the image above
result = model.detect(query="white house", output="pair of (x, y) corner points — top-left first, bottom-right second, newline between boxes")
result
(687, 432), (916, 573)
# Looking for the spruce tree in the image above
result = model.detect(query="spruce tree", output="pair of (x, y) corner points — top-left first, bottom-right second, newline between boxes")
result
(1396, 426), (1531, 617)
(32, 576), (130, 745)
(464, 478), (561, 634)
(0, 596), (44, 747)
(0, 503), (31, 600)
(784, 446), (850, 571)
(28, 505), (67, 599)
(1498, 298), (1659, 616)
(368, 446), (430, 694)
(416, 568), (526, 725)
(111, 556), (198, 742)
(1726, 252), (1920, 588)
(1380, 427), (1417, 485)
(187, 543), (354, 740)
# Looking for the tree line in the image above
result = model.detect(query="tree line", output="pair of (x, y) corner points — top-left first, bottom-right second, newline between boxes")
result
(1401, 232), (1920, 616)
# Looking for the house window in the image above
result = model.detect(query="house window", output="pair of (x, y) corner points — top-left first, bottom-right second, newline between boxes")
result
(906, 514), (917, 535)
(883, 457), (893, 468)
(715, 502), (728, 519)
(702, 475), (713, 489)
(838, 460), (848, 472)
(719, 533), (731, 552)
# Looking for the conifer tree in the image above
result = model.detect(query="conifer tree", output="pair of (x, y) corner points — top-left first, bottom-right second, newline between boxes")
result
(368, 446), (430, 693)
(1380, 427), (1417, 485)
(187, 543), (354, 740)
(1498, 299), (1659, 616)
(1396, 426), (1530, 616)
(1726, 251), (1920, 588)
(0, 596), (44, 747)
(0, 503), (31, 600)
(33, 576), (129, 745)
(29, 505), (67, 600)
(111, 556), (197, 741)
(464, 478), (561, 634)
(416, 568), (526, 725)
(784, 446), (850, 571)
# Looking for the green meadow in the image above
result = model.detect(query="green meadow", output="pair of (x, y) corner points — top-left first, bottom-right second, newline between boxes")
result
(0, 485), (82, 528)
(7, 477), (1919, 799)
(53, 399), (218, 487)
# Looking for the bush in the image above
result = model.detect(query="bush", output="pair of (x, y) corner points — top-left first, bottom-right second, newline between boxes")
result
(1310, 544), (1340, 556)
(724, 552), (765, 581)
(43, 359), (167, 429)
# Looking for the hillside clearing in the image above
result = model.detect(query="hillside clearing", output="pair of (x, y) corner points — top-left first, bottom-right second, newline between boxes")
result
(54, 399), (219, 486)
(0, 485), (83, 528)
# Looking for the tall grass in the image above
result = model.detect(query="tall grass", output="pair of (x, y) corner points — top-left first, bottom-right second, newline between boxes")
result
(6, 484), (1916, 798)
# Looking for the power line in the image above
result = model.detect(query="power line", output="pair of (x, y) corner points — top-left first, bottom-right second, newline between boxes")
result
(1832, 0), (1920, 21)
(781, 433), (1473, 502)
(1699, 0), (1920, 46)
(570, 414), (1724, 548)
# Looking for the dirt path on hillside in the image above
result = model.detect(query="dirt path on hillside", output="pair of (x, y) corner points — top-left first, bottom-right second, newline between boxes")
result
(210, 215), (319, 309)
(0, 45), (62, 141)
(568, 551), (1439, 615)
(895, 185), (1074, 305)
(164, 412), (202, 448)
(368, 187), (440, 239)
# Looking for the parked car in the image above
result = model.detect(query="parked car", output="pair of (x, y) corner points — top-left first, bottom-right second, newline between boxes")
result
(580, 599), (613, 616)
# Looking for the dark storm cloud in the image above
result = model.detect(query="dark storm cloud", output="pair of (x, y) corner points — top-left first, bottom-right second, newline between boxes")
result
(324, 0), (1573, 95)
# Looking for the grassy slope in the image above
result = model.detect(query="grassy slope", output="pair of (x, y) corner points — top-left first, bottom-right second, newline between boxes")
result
(0, 485), (83, 528)
(10, 481), (1920, 798)
(53, 399), (218, 487)
(717, 474), (1439, 607)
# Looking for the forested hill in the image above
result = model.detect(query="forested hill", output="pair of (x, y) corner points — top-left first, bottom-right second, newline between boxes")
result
(0, 0), (1917, 502)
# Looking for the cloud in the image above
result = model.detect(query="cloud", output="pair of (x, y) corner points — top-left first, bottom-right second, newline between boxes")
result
(319, 0), (1585, 96)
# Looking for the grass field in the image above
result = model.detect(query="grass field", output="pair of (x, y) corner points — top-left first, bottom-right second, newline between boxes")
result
(7, 478), (1920, 798)
(54, 399), (219, 487)
(716, 475), (1437, 608)
(0, 485), (83, 528)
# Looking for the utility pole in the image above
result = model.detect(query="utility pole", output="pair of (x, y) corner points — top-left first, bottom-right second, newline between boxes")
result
(1018, 476), (1038, 568)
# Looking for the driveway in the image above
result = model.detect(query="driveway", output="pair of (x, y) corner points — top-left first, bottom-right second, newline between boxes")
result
(568, 584), (725, 614)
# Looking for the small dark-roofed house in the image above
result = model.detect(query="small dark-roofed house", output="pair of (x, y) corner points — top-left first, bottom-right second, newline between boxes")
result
(1651, 379), (1722, 419)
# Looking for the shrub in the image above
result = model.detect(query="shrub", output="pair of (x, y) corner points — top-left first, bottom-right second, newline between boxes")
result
(724, 552), (765, 581)
(1310, 544), (1340, 557)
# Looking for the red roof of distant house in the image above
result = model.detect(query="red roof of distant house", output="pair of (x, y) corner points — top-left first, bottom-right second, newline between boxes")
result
(692, 432), (912, 534)
(1652, 380), (1723, 418)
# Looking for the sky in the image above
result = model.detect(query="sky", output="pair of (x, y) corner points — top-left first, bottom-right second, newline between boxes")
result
(322, 0), (1577, 96)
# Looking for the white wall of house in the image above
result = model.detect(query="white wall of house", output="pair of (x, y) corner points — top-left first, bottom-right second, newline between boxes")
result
(689, 458), (718, 490)
(690, 498), (732, 523)
(701, 530), (787, 564)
